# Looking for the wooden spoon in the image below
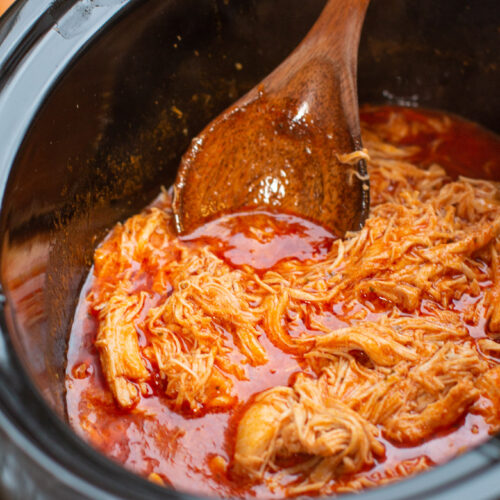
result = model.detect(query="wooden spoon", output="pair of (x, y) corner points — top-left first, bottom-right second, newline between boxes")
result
(173, 0), (370, 237)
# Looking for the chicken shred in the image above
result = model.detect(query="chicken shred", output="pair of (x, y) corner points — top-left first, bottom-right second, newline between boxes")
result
(233, 374), (384, 494)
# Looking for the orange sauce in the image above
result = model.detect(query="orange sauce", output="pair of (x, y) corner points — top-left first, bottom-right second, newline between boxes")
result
(66, 106), (500, 497)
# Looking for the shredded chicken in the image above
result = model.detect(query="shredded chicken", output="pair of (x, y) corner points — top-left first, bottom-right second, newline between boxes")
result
(94, 291), (149, 408)
(233, 374), (384, 494)
(88, 109), (500, 495)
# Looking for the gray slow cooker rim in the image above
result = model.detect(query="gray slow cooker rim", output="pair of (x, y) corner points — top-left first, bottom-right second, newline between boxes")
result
(0, 1), (499, 499)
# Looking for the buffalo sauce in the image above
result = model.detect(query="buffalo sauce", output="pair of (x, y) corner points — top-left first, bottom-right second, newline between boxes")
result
(66, 106), (500, 497)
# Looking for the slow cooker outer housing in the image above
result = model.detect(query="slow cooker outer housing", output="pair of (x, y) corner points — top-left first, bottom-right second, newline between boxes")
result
(0, 0), (499, 499)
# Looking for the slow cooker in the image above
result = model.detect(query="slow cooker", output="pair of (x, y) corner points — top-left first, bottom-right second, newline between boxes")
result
(0, 0), (499, 499)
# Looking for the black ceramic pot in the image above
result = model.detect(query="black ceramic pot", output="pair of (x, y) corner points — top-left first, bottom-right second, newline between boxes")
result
(0, 1), (498, 499)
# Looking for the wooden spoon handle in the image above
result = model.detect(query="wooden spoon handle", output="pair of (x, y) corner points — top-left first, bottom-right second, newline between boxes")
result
(252, 0), (370, 138)
(304, 0), (370, 135)
(300, 0), (371, 66)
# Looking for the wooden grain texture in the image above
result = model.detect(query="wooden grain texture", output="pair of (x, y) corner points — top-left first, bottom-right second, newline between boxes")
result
(173, 0), (370, 237)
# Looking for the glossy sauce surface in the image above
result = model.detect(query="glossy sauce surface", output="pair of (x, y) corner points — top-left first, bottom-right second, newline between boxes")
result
(66, 106), (500, 497)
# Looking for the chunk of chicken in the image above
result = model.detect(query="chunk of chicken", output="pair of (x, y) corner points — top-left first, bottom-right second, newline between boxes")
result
(384, 380), (479, 444)
(233, 375), (384, 492)
(310, 322), (417, 368)
(487, 243), (500, 333)
(233, 387), (293, 479)
(475, 365), (500, 432)
(95, 291), (150, 408)
(357, 279), (420, 311)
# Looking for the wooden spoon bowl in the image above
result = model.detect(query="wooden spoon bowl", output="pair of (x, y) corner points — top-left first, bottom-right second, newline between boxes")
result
(173, 0), (370, 237)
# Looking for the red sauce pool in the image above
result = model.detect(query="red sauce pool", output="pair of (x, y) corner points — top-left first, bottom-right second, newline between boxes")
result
(181, 210), (335, 271)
